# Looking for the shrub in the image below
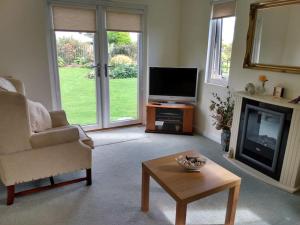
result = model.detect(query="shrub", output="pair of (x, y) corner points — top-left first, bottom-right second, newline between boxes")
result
(110, 44), (137, 60)
(57, 56), (65, 67)
(110, 55), (133, 66)
(87, 70), (95, 79)
(56, 37), (94, 66)
(110, 64), (138, 79)
(74, 56), (90, 65)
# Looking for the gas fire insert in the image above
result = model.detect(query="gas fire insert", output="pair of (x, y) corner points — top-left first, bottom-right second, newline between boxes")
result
(236, 99), (292, 180)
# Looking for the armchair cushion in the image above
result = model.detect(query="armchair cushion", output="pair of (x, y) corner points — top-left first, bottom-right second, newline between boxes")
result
(28, 100), (52, 132)
(49, 110), (69, 127)
(30, 126), (79, 149)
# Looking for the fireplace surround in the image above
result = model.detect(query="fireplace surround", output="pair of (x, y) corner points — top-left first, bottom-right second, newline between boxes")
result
(236, 99), (293, 180)
(229, 92), (300, 193)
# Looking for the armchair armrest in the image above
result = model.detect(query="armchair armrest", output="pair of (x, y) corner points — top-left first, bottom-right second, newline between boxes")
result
(30, 126), (79, 149)
(49, 110), (69, 127)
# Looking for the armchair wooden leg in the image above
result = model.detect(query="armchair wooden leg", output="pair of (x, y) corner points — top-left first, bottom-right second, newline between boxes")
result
(7, 185), (15, 205)
(50, 177), (55, 186)
(86, 169), (92, 186)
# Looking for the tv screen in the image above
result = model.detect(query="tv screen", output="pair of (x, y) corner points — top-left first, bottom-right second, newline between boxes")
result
(149, 67), (198, 101)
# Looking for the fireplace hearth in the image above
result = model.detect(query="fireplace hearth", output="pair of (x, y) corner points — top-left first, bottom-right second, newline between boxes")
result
(236, 99), (293, 180)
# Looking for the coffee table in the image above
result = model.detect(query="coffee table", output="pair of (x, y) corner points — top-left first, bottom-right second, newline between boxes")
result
(141, 150), (241, 225)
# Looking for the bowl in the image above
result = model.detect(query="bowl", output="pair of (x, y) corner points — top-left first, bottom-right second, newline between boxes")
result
(175, 155), (206, 171)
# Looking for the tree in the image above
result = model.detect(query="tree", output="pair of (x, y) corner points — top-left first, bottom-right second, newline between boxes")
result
(107, 32), (131, 45)
(221, 43), (232, 75)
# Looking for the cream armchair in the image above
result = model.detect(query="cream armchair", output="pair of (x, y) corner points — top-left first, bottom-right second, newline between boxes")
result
(0, 77), (93, 205)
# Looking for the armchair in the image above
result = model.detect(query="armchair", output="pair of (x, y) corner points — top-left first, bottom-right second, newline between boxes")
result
(0, 77), (93, 205)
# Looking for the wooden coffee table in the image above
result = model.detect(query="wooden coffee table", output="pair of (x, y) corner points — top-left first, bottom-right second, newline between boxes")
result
(141, 150), (241, 225)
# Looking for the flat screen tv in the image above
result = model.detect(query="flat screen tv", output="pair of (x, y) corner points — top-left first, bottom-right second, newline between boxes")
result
(149, 67), (198, 102)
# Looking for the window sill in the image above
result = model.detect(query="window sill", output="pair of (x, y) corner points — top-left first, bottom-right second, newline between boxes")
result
(205, 79), (228, 88)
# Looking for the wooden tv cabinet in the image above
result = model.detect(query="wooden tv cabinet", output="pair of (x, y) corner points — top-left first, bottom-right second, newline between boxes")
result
(145, 103), (194, 135)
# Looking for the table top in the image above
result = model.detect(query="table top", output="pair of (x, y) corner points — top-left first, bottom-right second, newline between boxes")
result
(142, 150), (241, 203)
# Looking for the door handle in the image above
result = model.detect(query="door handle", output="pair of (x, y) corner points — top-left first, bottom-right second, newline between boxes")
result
(104, 64), (114, 78)
(91, 63), (101, 77)
(104, 64), (108, 77)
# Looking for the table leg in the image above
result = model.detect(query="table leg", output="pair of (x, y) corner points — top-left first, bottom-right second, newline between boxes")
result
(225, 184), (240, 225)
(175, 202), (187, 225)
(141, 165), (150, 212)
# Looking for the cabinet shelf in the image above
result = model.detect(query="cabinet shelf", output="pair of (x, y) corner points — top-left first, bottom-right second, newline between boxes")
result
(145, 103), (194, 135)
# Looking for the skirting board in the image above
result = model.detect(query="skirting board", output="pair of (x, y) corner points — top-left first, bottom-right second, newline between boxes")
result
(223, 154), (300, 193)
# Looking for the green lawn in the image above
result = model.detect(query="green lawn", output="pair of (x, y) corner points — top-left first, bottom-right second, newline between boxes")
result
(59, 67), (137, 125)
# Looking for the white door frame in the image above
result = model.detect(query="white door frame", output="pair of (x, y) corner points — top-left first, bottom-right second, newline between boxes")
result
(100, 6), (145, 128)
(46, 0), (147, 129)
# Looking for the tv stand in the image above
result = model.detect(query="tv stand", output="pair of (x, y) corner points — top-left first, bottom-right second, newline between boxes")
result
(145, 102), (194, 135)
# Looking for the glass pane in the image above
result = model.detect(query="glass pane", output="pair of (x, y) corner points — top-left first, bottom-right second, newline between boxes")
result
(243, 106), (283, 167)
(221, 17), (235, 79)
(246, 109), (281, 150)
(107, 31), (138, 122)
(55, 31), (97, 125)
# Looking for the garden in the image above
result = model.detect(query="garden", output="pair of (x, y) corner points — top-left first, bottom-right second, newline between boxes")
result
(56, 31), (139, 125)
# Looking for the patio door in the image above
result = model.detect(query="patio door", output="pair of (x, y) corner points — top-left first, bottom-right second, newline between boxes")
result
(49, 4), (144, 129)
(101, 10), (143, 127)
(51, 6), (99, 128)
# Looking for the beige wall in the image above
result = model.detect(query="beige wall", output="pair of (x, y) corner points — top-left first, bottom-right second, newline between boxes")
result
(0, 0), (53, 109)
(0, 0), (181, 110)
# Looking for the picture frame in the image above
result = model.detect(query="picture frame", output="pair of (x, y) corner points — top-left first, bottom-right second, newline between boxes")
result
(273, 86), (284, 98)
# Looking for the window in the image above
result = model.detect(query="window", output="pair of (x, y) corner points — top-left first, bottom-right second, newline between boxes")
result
(206, 1), (236, 86)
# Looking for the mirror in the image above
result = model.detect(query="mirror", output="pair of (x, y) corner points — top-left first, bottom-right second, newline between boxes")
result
(244, 0), (300, 74)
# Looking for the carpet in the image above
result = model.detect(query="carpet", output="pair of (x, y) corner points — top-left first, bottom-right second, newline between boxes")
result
(88, 126), (147, 147)
(0, 126), (299, 225)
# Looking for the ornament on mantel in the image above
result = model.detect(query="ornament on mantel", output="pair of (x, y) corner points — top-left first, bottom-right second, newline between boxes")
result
(245, 83), (256, 95)
(256, 75), (268, 94)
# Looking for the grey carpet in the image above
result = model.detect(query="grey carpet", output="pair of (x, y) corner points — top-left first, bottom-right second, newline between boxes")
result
(88, 126), (147, 147)
(0, 126), (299, 225)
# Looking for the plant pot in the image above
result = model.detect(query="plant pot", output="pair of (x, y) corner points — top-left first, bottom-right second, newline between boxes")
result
(221, 129), (231, 152)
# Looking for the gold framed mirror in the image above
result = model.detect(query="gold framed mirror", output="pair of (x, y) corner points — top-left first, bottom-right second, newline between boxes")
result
(243, 0), (300, 74)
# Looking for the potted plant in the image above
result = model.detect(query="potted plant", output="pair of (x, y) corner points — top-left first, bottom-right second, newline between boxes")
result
(209, 88), (234, 152)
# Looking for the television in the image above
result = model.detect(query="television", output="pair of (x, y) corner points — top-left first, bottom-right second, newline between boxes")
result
(149, 67), (198, 102)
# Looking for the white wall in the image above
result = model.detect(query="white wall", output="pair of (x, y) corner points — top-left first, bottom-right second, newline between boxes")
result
(179, 0), (300, 143)
(2, 0), (300, 142)
(0, 0), (53, 109)
(258, 7), (289, 65)
(281, 6), (300, 66)
(179, 0), (223, 142)
(0, 0), (181, 110)
(230, 0), (300, 99)
(113, 0), (181, 67)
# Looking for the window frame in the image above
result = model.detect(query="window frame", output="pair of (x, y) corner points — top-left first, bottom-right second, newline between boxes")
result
(205, 16), (236, 87)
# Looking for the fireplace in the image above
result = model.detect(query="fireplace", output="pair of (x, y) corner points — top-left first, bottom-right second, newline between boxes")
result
(236, 99), (293, 180)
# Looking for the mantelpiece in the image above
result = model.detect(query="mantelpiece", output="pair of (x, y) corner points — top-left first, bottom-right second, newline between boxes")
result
(229, 91), (300, 193)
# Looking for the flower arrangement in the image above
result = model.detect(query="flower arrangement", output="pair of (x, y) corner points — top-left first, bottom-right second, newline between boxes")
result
(259, 75), (268, 87)
(209, 88), (234, 131)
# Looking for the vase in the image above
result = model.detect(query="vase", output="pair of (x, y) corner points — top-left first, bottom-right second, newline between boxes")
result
(221, 129), (231, 152)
